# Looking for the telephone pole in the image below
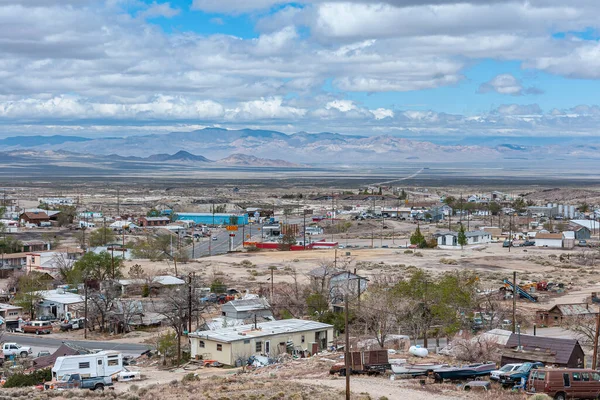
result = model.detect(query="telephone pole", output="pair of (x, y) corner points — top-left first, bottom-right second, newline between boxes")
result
(512, 271), (517, 334)
(188, 273), (193, 334)
(84, 281), (88, 339)
(344, 293), (350, 400)
(592, 305), (600, 370)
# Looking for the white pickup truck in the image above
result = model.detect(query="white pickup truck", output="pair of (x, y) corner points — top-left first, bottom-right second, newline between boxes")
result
(2, 342), (33, 358)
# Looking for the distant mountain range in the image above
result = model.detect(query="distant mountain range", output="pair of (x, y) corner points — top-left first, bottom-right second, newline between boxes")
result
(1, 128), (599, 165)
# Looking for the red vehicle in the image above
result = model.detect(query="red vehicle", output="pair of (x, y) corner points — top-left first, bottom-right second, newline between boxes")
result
(22, 320), (53, 335)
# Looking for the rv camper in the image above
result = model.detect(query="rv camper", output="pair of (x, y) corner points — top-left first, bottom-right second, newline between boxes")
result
(52, 351), (123, 380)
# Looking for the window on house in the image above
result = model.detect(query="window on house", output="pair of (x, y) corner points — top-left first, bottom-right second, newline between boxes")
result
(98, 360), (102, 365)
(79, 362), (90, 369)
(301, 335), (305, 343)
(221, 312), (226, 316)
(217, 344), (222, 351)
(256, 341), (262, 352)
(243, 339), (250, 344)
(199, 341), (205, 348)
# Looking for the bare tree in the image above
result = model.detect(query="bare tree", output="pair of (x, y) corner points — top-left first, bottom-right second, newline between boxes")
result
(111, 299), (143, 334)
(152, 282), (207, 362)
(88, 284), (119, 332)
(561, 315), (596, 347)
(449, 332), (502, 362)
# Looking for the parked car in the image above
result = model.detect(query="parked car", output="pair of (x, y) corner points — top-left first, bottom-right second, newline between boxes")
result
(23, 320), (53, 335)
(527, 368), (600, 400)
(500, 362), (544, 388)
(200, 293), (217, 303)
(212, 236), (218, 241)
(60, 318), (85, 331)
(44, 374), (112, 391)
(37, 350), (52, 357)
(578, 240), (588, 247)
(503, 240), (512, 248)
(1, 343), (32, 358)
(521, 241), (535, 247)
(490, 363), (522, 381)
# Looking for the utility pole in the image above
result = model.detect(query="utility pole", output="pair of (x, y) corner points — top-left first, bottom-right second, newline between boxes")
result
(509, 213), (513, 253)
(117, 188), (120, 217)
(512, 271), (517, 334)
(303, 209), (306, 250)
(84, 281), (88, 339)
(188, 273), (193, 334)
(592, 305), (600, 369)
(371, 231), (374, 249)
(270, 267), (275, 303)
(344, 293), (350, 400)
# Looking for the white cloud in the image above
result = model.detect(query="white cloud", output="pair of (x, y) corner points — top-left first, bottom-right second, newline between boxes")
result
(479, 74), (523, 95)
(227, 97), (306, 120)
(137, 2), (180, 19)
(326, 100), (357, 112)
(370, 108), (394, 120)
(478, 74), (543, 96)
(493, 104), (543, 116)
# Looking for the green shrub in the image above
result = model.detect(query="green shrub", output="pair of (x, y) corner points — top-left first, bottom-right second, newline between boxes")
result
(404, 250), (413, 254)
(3, 368), (52, 388)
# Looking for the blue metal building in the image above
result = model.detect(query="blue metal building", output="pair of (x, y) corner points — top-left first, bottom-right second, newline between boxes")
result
(176, 213), (249, 226)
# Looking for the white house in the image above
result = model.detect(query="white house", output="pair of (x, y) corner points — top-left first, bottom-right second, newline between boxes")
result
(221, 298), (273, 320)
(535, 232), (564, 248)
(35, 289), (85, 320)
(437, 230), (492, 250)
(189, 319), (334, 365)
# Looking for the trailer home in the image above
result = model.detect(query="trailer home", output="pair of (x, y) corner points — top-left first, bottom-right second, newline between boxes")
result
(52, 351), (123, 380)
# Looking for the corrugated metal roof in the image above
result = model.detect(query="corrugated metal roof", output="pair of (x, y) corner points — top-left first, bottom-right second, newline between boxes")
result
(34, 290), (84, 305)
(223, 298), (270, 312)
(505, 334), (581, 365)
(535, 233), (564, 239)
(551, 303), (594, 316)
(189, 318), (333, 343)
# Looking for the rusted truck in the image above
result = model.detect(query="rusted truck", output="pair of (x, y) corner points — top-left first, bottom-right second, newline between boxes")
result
(329, 350), (390, 376)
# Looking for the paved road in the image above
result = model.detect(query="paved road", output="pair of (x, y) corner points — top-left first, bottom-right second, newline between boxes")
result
(4, 333), (152, 356)
(187, 224), (263, 258)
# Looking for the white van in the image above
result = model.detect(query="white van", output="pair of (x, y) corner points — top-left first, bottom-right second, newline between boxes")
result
(52, 351), (123, 380)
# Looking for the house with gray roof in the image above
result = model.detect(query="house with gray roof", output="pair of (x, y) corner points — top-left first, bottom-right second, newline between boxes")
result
(436, 230), (492, 249)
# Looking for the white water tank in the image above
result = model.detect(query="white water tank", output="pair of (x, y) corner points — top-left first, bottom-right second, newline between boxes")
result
(409, 345), (428, 358)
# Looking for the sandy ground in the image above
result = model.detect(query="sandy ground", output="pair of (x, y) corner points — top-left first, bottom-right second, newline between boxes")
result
(301, 377), (467, 400)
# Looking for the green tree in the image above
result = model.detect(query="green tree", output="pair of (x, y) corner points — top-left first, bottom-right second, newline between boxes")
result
(146, 208), (160, 217)
(512, 197), (527, 213)
(444, 196), (456, 207)
(0, 235), (22, 254)
(398, 189), (407, 200)
(410, 226), (425, 246)
(13, 274), (46, 319)
(378, 187), (383, 195)
(65, 251), (123, 284)
(228, 215), (239, 225)
(488, 202), (501, 216)
(278, 231), (297, 251)
(156, 331), (178, 365)
(580, 203), (591, 213)
(89, 227), (116, 247)
(393, 269), (477, 342)
(306, 292), (329, 315)
(457, 224), (468, 249)
(55, 205), (76, 227)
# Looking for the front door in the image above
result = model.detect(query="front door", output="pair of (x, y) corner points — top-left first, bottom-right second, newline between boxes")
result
(265, 341), (270, 355)
(96, 358), (105, 377)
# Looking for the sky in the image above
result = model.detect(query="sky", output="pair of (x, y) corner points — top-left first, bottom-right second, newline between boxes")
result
(2, 0), (600, 139)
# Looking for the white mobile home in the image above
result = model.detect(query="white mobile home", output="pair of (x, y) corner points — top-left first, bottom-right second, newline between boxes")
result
(52, 351), (123, 380)
(189, 319), (333, 366)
